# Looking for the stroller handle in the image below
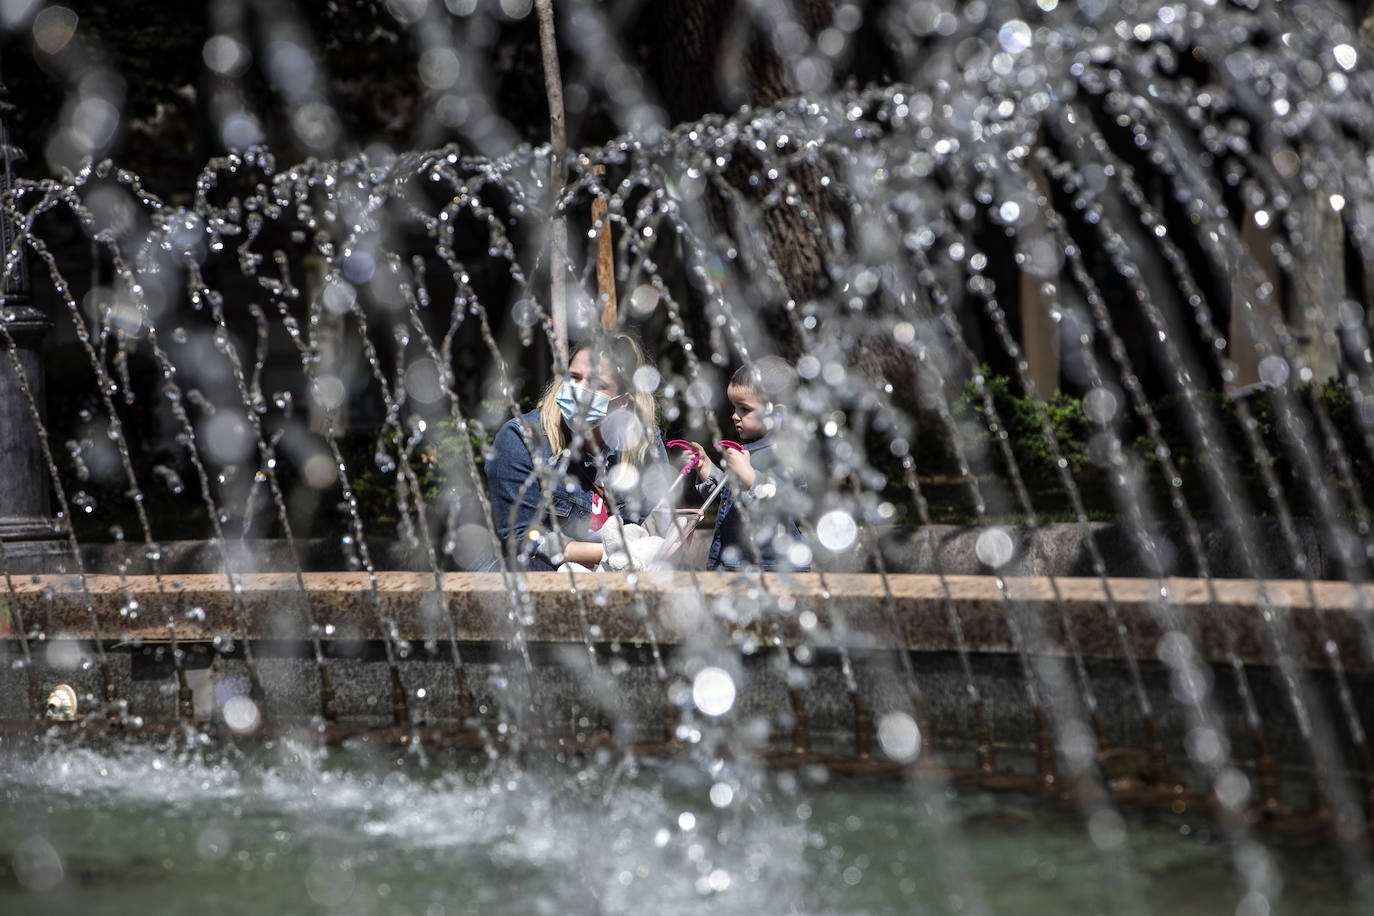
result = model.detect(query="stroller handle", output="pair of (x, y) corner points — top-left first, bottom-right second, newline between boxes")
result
(664, 439), (700, 476)
(650, 439), (741, 563)
(664, 438), (743, 476)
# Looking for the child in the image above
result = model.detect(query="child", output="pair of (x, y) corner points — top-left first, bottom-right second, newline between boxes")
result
(690, 357), (810, 572)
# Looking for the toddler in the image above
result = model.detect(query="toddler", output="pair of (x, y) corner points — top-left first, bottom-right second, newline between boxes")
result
(690, 357), (809, 571)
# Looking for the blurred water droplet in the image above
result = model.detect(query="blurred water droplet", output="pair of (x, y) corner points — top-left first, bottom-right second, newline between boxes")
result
(692, 667), (735, 716)
(1257, 355), (1290, 387)
(12, 835), (64, 891)
(222, 696), (261, 734)
(997, 20), (1032, 55)
(511, 298), (541, 328)
(816, 510), (858, 552)
(877, 712), (923, 762)
(1083, 387), (1119, 424)
(975, 529), (1015, 568)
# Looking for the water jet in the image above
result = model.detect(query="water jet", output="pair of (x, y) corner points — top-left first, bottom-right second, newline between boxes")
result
(3, 1), (1374, 912)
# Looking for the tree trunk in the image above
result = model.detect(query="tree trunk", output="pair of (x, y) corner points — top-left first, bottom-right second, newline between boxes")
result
(536, 0), (570, 365)
(646, 0), (836, 358)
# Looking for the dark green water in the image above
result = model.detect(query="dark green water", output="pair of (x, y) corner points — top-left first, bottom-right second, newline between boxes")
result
(0, 735), (1355, 915)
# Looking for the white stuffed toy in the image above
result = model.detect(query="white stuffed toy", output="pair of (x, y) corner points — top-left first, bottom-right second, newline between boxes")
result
(598, 519), (667, 571)
(624, 535), (667, 570)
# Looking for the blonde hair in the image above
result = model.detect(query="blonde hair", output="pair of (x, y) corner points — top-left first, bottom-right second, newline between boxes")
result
(536, 333), (656, 465)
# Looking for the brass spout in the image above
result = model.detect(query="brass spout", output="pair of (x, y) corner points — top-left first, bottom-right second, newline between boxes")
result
(1143, 715), (1179, 789)
(1308, 764), (1331, 822)
(1033, 706), (1056, 788)
(45, 684), (78, 721)
(1090, 710), (1108, 752)
(662, 675), (679, 745)
(851, 690), (872, 760)
(318, 664), (338, 722)
(1356, 742), (1374, 830)
(455, 669), (477, 723)
(662, 700), (679, 745)
(390, 666), (410, 727)
(28, 678), (44, 719)
(176, 669), (195, 722)
(1253, 728), (1285, 816)
(788, 687), (811, 756)
(1099, 747), (1150, 787)
(248, 663), (268, 721)
(974, 700), (995, 773)
(914, 698), (934, 751)
(100, 662), (118, 716)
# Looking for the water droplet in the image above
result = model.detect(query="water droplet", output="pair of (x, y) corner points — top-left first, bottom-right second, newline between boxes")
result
(1087, 809), (1125, 851)
(877, 712), (923, 762)
(221, 695), (261, 733)
(632, 365), (661, 394)
(1257, 354), (1290, 387)
(997, 20), (1032, 55)
(629, 284), (660, 316)
(11, 836), (64, 891)
(511, 298), (541, 328)
(975, 529), (1015, 568)
(816, 510), (858, 552)
(152, 464), (185, 494)
(195, 825), (231, 862)
(1082, 387), (1119, 424)
(692, 667), (736, 716)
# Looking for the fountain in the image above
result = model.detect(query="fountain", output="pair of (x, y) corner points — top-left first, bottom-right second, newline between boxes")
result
(3, 0), (1374, 911)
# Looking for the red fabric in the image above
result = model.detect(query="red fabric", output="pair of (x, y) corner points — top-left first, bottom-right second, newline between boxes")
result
(589, 493), (608, 532)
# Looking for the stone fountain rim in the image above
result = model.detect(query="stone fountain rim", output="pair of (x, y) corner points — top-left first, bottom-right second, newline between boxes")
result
(3, 571), (1370, 673)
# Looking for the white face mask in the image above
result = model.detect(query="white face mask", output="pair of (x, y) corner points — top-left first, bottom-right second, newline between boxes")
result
(556, 381), (613, 426)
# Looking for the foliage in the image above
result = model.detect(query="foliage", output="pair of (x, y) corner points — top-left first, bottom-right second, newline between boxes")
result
(954, 367), (1092, 490)
(341, 416), (492, 538)
(937, 370), (1374, 523)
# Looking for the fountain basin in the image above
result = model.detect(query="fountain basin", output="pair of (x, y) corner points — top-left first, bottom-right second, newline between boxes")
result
(3, 571), (1369, 669)
(4, 572), (1372, 805)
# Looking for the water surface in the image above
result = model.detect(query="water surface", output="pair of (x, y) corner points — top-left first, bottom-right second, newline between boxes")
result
(0, 735), (1352, 915)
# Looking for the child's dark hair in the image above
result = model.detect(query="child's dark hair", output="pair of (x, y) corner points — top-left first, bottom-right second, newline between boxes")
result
(730, 356), (797, 403)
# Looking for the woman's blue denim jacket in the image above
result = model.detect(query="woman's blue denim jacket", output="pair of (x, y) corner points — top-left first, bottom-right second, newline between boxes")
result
(697, 435), (809, 571)
(484, 408), (668, 571)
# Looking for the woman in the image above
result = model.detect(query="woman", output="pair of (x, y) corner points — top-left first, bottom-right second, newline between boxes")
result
(485, 333), (670, 571)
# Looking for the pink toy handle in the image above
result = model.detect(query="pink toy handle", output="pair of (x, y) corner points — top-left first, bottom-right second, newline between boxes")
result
(665, 439), (700, 476)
